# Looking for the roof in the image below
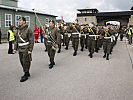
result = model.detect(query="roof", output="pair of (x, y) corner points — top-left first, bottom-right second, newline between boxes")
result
(77, 8), (98, 12)
(131, 6), (133, 10)
(0, 4), (57, 17)
(77, 10), (133, 17)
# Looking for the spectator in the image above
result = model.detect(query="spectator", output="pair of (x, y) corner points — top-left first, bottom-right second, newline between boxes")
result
(39, 26), (43, 43)
(7, 26), (15, 54)
(34, 26), (39, 43)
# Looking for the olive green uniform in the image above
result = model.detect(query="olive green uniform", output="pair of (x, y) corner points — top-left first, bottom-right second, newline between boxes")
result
(64, 27), (71, 50)
(14, 25), (34, 73)
(102, 29), (113, 60)
(87, 26), (97, 58)
(46, 26), (60, 64)
(58, 26), (64, 53)
(98, 27), (104, 48)
(68, 25), (80, 56)
(80, 26), (88, 51)
(95, 27), (100, 53)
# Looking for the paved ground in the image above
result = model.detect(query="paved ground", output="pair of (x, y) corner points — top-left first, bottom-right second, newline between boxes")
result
(0, 37), (133, 100)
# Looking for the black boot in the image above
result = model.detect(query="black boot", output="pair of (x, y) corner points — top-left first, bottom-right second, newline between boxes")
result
(49, 61), (55, 66)
(95, 49), (98, 53)
(73, 50), (77, 56)
(90, 53), (93, 58)
(24, 72), (30, 77)
(57, 49), (61, 53)
(45, 48), (47, 52)
(81, 48), (83, 52)
(65, 46), (68, 50)
(49, 64), (53, 69)
(85, 46), (87, 49)
(103, 53), (106, 58)
(20, 72), (30, 82)
(106, 54), (109, 60)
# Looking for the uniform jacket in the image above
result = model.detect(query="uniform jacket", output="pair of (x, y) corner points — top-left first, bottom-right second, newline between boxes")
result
(14, 25), (34, 52)
(46, 26), (60, 46)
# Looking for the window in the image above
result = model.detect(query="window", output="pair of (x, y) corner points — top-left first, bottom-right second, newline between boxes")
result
(5, 14), (12, 27)
(46, 18), (49, 24)
(15, 15), (21, 27)
(24, 16), (30, 27)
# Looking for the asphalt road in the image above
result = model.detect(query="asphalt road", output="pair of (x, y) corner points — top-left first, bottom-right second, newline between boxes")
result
(0, 38), (133, 100)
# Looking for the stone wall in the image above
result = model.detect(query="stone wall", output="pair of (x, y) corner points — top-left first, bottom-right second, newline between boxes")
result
(128, 15), (133, 27)
(77, 16), (97, 25)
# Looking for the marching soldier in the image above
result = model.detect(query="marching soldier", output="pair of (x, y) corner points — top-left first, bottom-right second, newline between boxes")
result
(109, 25), (116, 54)
(64, 26), (71, 50)
(13, 17), (34, 82)
(70, 23), (80, 56)
(80, 25), (88, 51)
(57, 23), (64, 53)
(102, 26), (113, 60)
(44, 20), (60, 69)
(98, 25), (104, 48)
(95, 26), (100, 53)
(87, 24), (97, 58)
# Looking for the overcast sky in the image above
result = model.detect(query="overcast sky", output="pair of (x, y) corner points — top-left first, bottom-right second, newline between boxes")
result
(18, 0), (133, 22)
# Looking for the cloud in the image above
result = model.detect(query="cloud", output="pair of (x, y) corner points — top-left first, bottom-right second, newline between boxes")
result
(18, 0), (133, 22)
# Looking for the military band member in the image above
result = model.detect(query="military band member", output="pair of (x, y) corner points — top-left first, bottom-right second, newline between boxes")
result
(70, 23), (80, 56)
(95, 26), (100, 53)
(13, 17), (34, 82)
(44, 20), (60, 69)
(80, 25), (86, 51)
(64, 26), (71, 50)
(87, 24), (97, 58)
(98, 25), (104, 48)
(57, 23), (64, 53)
(102, 26), (113, 60)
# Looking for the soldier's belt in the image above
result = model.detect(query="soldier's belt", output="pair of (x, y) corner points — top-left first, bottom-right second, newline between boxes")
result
(88, 35), (100, 40)
(104, 37), (112, 39)
(89, 35), (100, 37)
(64, 33), (71, 37)
(72, 33), (79, 35)
(81, 34), (86, 36)
(104, 37), (113, 42)
(18, 42), (29, 46)
(47, 41), (52, 43)
(61, 34), (63, 39)
(64, 33), (68, 35)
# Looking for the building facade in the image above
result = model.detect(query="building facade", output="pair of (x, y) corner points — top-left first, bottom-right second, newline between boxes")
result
(77, 8), (133, 26)
(0, 0), (57, 38)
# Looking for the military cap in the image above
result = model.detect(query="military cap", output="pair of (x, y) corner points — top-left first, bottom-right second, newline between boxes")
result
(49, 20), (55, 24)
(18, 17), (26, 22)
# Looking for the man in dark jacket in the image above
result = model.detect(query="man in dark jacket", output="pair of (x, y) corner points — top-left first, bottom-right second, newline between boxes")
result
(44, 20), (60, 69)
(13, 17), (34, 82)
